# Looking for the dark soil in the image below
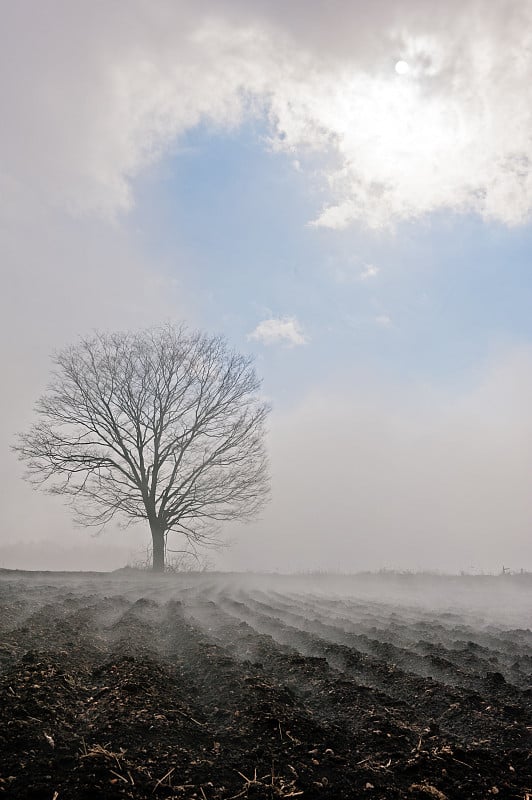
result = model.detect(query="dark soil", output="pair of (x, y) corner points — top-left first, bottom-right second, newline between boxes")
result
(0, 571), (530, 799)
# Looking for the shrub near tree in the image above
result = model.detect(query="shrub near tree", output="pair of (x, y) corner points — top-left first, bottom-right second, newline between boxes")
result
(15, 325), (270, 571)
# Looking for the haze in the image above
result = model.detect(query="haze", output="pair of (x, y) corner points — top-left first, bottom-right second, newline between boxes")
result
(2, 1), (532, 574)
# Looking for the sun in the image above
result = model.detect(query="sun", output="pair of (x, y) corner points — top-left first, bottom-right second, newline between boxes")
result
(395, 60), (410, 75)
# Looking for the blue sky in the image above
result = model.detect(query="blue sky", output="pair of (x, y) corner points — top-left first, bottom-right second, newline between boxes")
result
(1, 0), (532, 572)
(135, 121), (532, 400)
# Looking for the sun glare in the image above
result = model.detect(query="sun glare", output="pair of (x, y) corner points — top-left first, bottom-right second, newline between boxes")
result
(395, 60), (410, 75)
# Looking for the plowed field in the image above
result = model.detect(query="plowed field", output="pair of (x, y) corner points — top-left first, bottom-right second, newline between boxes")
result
(0, 571), (530, 799)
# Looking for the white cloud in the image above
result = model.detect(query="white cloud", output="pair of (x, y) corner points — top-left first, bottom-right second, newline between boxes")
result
(332, 261), (381, 284)
(360, 264), (380, 281)
(3, 2), (532, 228)
(248, 316), (308, 347)
(264, 2), (532, 228)
(375, 314), (392, 327)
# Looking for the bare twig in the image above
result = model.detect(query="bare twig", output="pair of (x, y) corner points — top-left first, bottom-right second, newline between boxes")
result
(153, 767), (175, 792)
(167, 707), (205, 726)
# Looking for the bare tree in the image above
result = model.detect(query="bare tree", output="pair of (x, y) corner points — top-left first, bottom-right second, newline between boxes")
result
(14, 326), (270, 571)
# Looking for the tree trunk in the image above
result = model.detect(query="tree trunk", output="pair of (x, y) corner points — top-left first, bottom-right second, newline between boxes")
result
(150, 522), (165, 573)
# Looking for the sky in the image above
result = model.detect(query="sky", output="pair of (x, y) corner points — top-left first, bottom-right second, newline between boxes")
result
(1, 0), (532, 573)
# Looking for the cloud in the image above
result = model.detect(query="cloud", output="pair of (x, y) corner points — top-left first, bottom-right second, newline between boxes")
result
(3, 2), (532, 228)
(333, 261), (381, 283)
(262, 1), (532, 228)
(375, 314), (392, 327)
(248, 316), (308, 347)
(360, 264), (380, 281)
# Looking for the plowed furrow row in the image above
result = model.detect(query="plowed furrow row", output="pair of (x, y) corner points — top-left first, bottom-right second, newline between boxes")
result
(243, 590), (530, 687)
(203, 589), (531, 752)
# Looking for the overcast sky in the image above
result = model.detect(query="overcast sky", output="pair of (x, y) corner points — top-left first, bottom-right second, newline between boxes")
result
(2, 0), (532, 573)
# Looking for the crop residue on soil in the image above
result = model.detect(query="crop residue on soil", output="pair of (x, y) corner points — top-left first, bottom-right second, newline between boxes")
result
(0, 571), (530, 799)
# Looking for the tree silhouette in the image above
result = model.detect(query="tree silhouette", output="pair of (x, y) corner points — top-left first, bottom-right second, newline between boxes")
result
(15, 326), (270, 571)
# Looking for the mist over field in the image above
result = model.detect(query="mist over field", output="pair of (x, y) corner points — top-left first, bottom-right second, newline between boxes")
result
(3, 569), (530, 628)
(4, 361), (532, 574)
